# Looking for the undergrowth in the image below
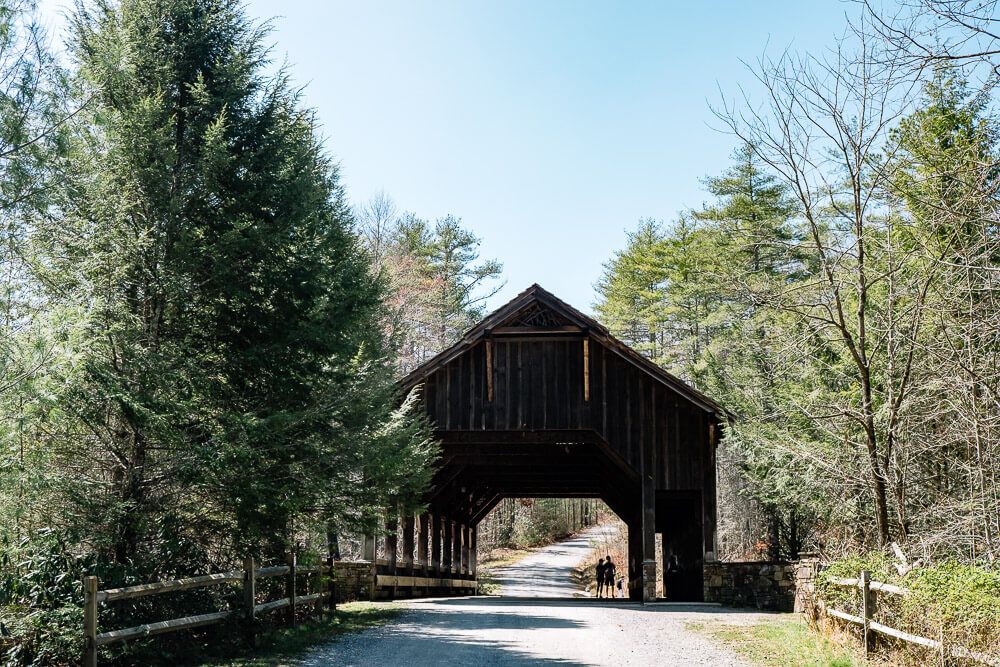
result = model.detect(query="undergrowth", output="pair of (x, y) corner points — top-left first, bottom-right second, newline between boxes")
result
(817, 553), (1000, 662)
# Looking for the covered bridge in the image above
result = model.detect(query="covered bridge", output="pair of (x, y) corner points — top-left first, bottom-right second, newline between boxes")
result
(392, 284), (728, 601)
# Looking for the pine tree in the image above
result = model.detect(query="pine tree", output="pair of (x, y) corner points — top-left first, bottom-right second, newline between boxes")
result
(594, 218), (669, 361)
(362, 207), (503, 373)
(30, 0), (433, 567)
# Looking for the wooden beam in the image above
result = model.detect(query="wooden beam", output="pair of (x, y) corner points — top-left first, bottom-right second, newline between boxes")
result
(452, 520), (462, 574)
(435, 429), (602, 445)
(375, 574), (477, 589)
(490, 325), (583, 335)
(99, 571), (243, 602)
(430, 513), (442, 573)
(416, 513), (429, 570)
(441, 518), (453, 571)
(470, 494), (503, 524)
(96, 610), (240, 647)
(486, 339), (494, 401)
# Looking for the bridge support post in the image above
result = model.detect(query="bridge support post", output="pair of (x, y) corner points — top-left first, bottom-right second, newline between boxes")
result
(401, 513), (415, 570)
(470, 527), (478, 577)
(627, 515), (642, 601)
(385, 513), (398, 573)
(465, 526), (476, 574)
(626, 508), (656, 602)
(385, 511), (398, 600)
(431, 513), (442, 574)
(460, 525), (470, 575)
(441, 517), (453, 573)
(362, 533), (375, 562)
(452, 521), (463, 575)
(417, 513), (429, 572)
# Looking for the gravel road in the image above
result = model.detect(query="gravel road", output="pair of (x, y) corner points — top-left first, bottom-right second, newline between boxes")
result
(299, 526), (776, 666)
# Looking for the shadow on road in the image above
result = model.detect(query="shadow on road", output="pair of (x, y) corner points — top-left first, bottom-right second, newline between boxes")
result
(425, 595), (781, 615)
(394, 606), (586, 630)
(298, 603), (589, 666)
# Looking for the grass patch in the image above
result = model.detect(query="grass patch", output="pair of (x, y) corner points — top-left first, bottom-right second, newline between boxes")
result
(199, 602), (401, 666)
(479, 547), (532, 569)
(688, 617), (861, 667)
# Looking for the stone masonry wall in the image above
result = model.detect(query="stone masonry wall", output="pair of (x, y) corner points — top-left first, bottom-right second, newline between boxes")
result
(703, 561), (797, 611)
(332, 561), (375, 602)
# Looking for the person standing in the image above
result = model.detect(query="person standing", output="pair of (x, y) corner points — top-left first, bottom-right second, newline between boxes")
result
(604, 557), (617, 599)
(595, 557), (607, 597)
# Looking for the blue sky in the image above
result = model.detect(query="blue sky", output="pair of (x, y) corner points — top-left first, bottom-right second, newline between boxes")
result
(38, 0), (852, 313)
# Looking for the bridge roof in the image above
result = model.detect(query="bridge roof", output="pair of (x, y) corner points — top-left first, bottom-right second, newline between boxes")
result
(400, 283), (730, 419)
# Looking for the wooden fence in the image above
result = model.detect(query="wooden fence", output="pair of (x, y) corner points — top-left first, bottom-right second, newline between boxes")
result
(826, 570), (999, 666)
(82, 554), (333, 667)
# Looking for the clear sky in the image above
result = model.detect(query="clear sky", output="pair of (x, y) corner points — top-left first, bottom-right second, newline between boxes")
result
(37, 0), (854, 313)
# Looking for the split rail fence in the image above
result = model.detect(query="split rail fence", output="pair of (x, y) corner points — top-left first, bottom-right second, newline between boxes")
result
(82, 554), (333, 667)
(826, 570), (999, 666)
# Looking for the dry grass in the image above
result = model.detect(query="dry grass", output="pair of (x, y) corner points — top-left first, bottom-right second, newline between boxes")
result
(688, 616), (862, 667)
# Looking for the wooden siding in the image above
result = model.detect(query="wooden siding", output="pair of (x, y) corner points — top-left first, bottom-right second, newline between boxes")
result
(421, 336), (716, 503)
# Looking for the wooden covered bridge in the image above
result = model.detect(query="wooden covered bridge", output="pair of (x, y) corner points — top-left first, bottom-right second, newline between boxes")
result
(374, 284), (728, 601)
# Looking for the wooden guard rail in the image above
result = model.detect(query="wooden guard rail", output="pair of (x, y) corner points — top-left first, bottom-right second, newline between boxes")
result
(826, 571), (999, 666)
(82, 555), (334, 667)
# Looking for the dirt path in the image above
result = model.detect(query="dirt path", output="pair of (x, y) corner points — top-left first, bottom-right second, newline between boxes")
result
(299, 527), (777, 666)
(493, 524), (615, 597)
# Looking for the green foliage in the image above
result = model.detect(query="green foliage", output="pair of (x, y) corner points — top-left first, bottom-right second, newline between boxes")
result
(817, 554), (1000, 656)
(902, 561), (1000, 652)
(595, 143), (823, 559)
(478, 498), (599, 556)
(1, 605), (82, 667)
(1, 0), (437, 662)
(20, 0), (436, 559)
(816, 553), (893, 609)
(0, 529), (91, 666)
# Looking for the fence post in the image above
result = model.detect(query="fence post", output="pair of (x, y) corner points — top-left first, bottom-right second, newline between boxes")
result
(83, 575), (98, 667)
(326, 554), (337, 615)
(243, 556), (257, 647)
(860, 570), (872, 657)
(287, 550), (298, 628)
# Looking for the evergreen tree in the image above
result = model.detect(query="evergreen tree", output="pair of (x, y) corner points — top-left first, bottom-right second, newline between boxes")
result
(594, 219), (669, 361)
(594, 146), (822, 559)
(27, 0), (433, 567)
(694, 146), (820, 560)
(359, 206), (503, 373)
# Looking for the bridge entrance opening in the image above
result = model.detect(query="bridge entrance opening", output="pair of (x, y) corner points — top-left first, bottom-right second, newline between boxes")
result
(476, 497), (617, 598)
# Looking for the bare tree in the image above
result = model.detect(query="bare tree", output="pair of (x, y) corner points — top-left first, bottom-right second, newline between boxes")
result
(714, 32), (934, 546)
(355, 190), (399, 273)
(859, 0), (1000, 74)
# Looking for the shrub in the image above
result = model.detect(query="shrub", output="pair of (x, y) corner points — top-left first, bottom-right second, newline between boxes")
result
(815, 552), (1000, 659)
(0, 529), (93, 666)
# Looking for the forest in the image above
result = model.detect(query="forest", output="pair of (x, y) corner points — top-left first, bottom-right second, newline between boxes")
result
(595, 34), (1000, 565)
(1, 0), (999, 663)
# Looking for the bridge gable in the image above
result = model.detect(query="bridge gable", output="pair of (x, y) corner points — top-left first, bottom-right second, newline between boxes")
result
(404, 285), (725, 475)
